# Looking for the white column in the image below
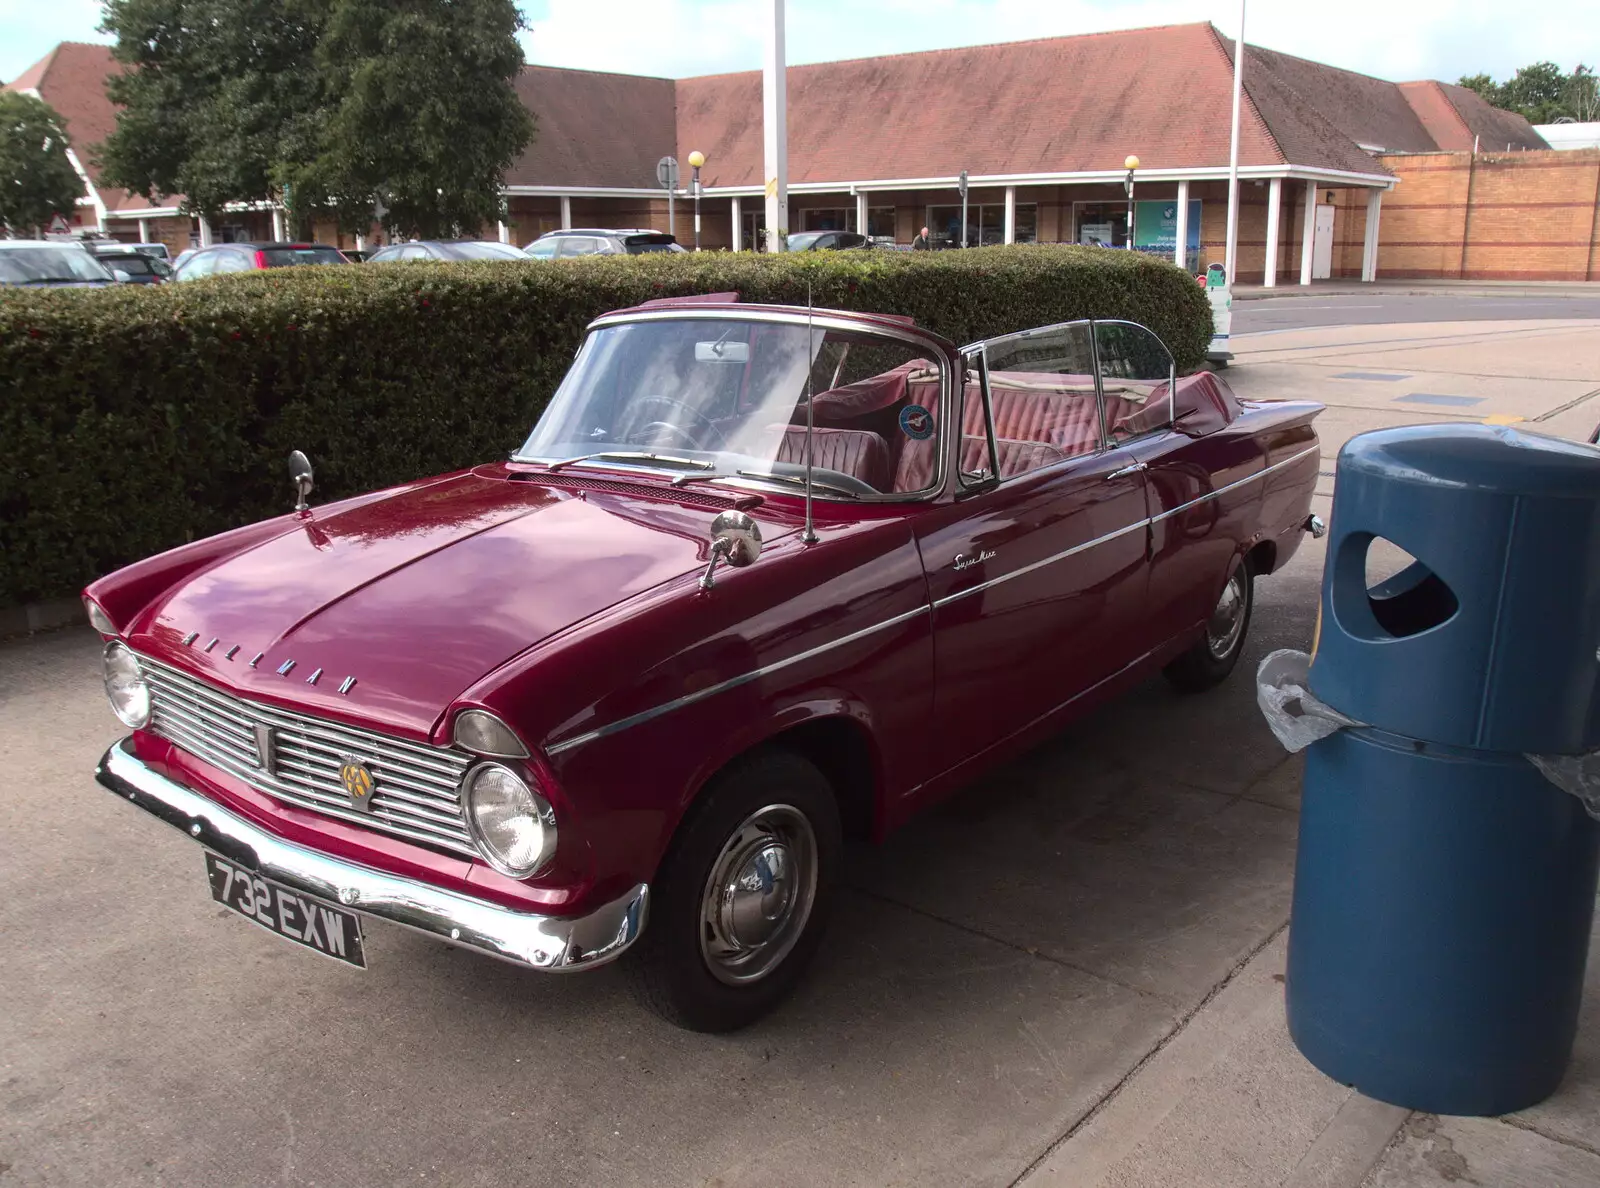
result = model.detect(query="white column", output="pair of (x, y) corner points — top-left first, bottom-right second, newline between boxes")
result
(1263, 177), (1282, 288)
(198, 215), (214, 247)
(270, 206), (286, 241)
(855, 190), (868, 237)
(1173, 180), (1190, 269)
(1361, 189), (1383, 282)
(137, 217), (151, 243)
(355, 233), (367, 251)
(762, 0), (789, 250)
(496, 220), (510, 244)
(1299, 181), (1315, 286)
(559, 196), (572, 230)
(731, 196), (743, 251)
(1003, 185), (1017, 244)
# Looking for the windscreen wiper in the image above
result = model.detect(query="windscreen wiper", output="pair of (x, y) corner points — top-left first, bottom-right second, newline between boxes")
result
(541, 451), (714, 474)
(671, 469), (860, 499)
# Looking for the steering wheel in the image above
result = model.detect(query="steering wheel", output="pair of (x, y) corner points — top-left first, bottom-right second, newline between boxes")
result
(625, 395), (729, 450)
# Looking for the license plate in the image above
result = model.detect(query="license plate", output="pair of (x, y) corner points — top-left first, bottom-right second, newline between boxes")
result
(204, 853), (365, 968)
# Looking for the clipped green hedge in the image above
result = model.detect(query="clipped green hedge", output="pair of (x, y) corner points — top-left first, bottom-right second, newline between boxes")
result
(0, 245), (1211, 607)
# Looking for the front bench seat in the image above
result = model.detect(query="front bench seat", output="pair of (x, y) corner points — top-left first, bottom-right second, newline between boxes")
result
(776, 426), (892, 491)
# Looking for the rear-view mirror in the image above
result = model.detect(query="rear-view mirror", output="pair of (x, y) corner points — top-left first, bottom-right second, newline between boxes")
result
(695, 340), (750, 363)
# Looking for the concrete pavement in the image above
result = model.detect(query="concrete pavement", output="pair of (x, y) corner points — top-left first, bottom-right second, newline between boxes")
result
(3, 309), (1599, 1187)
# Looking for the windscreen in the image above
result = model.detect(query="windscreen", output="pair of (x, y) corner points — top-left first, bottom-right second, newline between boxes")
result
(104, 254), (157, 275)
(440, 241), (528, 261)
(0, 247), (113, 284)
(786, 232), (827, 250)
(516, 317), (942, 497)
(258, 246), (347, 267)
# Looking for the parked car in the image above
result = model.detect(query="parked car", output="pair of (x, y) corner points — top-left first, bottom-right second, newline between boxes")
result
(787, 230), (871, 251)
(524, 228), (685, 259)
(92, 248), (172, 285)
(366, 239), (530, 263)
(87, 239), (171, 263)
(170, 241), (348, 281)
(0, 239), (118, 287)
(87, 299), (1323, 1032)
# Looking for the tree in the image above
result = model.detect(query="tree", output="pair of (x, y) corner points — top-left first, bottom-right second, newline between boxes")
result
(98, 0), (534, 238)
(1566, 66), (1599, 123)
(1457, 62), (1597, 124)
(0, 92), (85, 236)
(305, 0), (535, 239)
(98, 0), (328, 223)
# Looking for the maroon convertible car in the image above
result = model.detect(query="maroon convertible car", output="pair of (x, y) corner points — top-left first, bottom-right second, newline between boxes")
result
(88, 298), (1323, 1031)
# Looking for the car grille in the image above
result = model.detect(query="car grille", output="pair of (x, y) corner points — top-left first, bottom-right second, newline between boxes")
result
(142, 657), (478, 859)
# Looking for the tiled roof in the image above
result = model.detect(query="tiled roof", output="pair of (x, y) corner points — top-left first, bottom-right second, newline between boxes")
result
(1396, 81), (1475, 150)
(676, 23), (1299, 188)
(4, 41), (173, 212)
(1433, 83), (1548, 152)
(507, 65), (676, 188)
(1244, 44), (1436, 153)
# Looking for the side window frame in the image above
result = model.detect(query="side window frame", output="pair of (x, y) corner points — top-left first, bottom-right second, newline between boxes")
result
(959, 319), (1108, 487)
(1089, 319), (1178, 448)
(957, 347), (1000, 495)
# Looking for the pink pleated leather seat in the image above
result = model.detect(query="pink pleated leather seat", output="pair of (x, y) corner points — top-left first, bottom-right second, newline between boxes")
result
(776, 427), (891, 491)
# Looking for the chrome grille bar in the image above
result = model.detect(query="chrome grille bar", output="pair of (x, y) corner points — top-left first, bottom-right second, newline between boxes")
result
(142, 657), (477, 860)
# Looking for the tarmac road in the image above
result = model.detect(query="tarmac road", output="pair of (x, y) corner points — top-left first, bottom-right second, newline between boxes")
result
(1234, 291), (1600, 334)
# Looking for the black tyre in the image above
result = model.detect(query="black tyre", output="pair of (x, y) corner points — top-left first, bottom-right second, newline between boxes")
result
(1164, 559), (1254, 693)
(626, 749), (841, 1032)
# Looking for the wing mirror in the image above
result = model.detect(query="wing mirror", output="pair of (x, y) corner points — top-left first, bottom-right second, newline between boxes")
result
(699, 510), (762, 591)
(288, 450), (314, 512)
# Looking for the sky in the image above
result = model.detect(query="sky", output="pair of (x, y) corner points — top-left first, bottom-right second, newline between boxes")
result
(2, 0), (1595, 89)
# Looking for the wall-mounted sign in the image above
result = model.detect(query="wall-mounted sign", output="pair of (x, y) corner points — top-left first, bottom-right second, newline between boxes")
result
(1133, 199), (1202, 252)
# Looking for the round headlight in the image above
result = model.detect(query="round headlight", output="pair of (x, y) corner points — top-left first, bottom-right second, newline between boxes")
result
(463, 763), (557, 878)
(103, 640), (151, 728)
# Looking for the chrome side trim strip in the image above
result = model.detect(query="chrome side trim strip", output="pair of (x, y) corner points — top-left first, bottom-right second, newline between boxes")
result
(547, 604), (929, 756)
(546, 440), (1321, 756)
(96, 740), (648, 973)
(1149, 444), (1320, 525)
(931, 518), (1148, 609)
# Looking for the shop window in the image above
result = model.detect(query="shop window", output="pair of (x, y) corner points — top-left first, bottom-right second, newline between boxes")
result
(927, 203), (1038, 247)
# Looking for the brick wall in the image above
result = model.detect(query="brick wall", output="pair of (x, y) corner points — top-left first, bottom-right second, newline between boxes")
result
(1375, 149), (1600, 280)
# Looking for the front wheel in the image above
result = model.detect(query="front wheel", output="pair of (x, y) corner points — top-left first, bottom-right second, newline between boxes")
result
(1164, 559), (1254, 693)
(626, 750), (841, 1032)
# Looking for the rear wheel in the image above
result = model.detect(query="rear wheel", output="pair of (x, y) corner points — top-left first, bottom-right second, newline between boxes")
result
(1164, 559), (1253, 693)
(627, 750), (841, 1032)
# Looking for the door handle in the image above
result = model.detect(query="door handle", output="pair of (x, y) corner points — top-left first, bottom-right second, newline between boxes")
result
(1106, 461), (1148, 480)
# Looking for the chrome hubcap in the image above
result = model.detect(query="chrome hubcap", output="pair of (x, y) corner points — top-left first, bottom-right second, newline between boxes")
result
(1206, 569), (1248, 659)
(700, 804), (817, 986)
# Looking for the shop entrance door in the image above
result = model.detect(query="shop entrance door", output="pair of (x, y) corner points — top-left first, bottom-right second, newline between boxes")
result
(1312, 205), (1335, 279)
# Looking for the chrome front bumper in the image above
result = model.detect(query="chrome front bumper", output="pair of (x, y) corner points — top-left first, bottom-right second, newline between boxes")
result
(96, 740), (648, 972)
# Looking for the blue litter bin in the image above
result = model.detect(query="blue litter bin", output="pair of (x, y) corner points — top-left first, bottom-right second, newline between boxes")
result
(1287, 423), (1600, 1116)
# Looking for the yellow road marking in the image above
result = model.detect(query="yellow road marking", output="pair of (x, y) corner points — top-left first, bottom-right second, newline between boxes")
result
(1482, 414), (1525, 425)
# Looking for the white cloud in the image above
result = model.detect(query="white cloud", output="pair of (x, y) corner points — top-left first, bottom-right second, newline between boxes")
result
(517, 0), (1597, 85)
(2, 0), (1593, 89)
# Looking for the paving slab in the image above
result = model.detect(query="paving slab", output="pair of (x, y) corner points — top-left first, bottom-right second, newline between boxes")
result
(1018, 934), (1410, 1188)
(1366, 1114), (1600, 1187)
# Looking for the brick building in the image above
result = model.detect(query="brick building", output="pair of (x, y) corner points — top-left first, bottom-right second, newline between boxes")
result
(12, 24), (1594, 281)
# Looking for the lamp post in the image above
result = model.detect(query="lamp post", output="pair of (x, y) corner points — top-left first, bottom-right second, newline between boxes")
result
(1123, 154), (1140, 250)
(688, 150), (705, 251)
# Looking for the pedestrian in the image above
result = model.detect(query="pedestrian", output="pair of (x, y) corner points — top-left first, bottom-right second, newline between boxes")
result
(911, 226), (932, 251)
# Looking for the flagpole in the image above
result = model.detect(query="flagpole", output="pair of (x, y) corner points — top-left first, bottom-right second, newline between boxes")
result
(763, 0), (789, 252)
(1225, 0), (1246, 285)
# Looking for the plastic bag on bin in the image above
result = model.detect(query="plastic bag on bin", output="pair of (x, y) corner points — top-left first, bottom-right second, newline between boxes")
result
(1256, 649), (1365, 754)
(1527, 754), (1600, 821)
